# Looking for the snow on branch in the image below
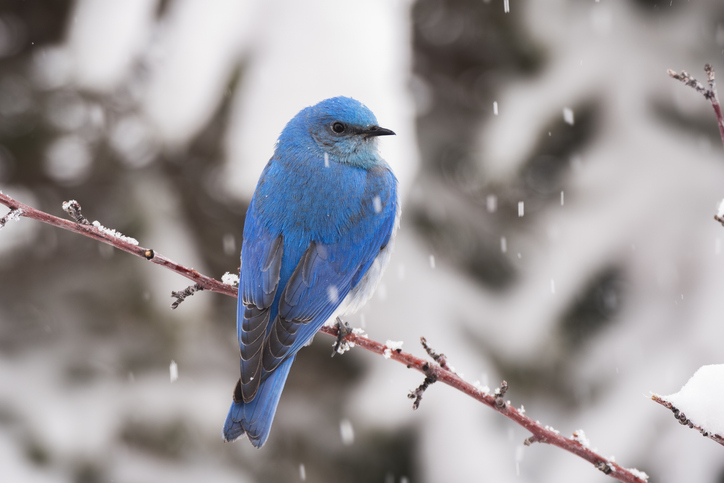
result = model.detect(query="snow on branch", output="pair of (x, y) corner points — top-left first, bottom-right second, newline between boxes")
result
(652, 365), (724, 448)
(0, 192), (648, 483)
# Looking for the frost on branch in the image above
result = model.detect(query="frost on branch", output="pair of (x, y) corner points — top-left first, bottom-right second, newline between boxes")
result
(0, 208), (23, 229)
(62, 199), (90, 225)
(221, 272), (239, 287)
(91, 220), (139, 246)
(652, 364), (724, 446)
(62, 199), (138, 245)
(383, 339), (404, 359)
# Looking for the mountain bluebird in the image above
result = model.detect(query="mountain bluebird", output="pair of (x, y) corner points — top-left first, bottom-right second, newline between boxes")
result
(223, 96), (399, 448)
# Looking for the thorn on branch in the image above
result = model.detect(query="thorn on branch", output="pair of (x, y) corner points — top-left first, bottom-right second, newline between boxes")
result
(408, 366), (438, 410)
(171, 283), (204, 309)
(62, 200), (90, 225)
(420, 336), (449, 370)
(0, 208), (23, 229)
(494, 380), (509, 410)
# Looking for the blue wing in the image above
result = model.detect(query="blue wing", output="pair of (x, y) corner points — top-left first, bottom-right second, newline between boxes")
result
(224, 163), (398, 447)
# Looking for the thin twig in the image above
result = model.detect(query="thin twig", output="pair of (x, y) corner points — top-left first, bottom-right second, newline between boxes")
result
(668, 64), (724, 152)
(0, 192), (237, 298)
(0, 192), (648, 483)
(0, 207), (23, 228)
(407, 361), (437, 410)
(651, 394), (724, 447)
(171, 283), (205, 310)
(420, 336), (449, 370)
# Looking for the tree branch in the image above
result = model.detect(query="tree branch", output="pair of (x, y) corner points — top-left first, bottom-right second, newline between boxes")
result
(0, 192), (648, 483)
(651, 394), (724, 447)
(0, 192), (237, 299)
(668, 64), (724, 152)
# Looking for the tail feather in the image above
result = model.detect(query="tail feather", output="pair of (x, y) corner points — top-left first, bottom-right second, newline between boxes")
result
(223, 356), (295, 448)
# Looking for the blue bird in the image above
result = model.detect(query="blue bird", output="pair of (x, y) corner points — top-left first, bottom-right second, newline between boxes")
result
(223, 96), (399, 448)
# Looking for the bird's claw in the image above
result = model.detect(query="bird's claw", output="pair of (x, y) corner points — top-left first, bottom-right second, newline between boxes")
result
(332, 317), (353, 357)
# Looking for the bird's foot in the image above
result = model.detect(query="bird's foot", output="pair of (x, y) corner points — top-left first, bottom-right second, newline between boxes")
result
(331, 317), (354, 357)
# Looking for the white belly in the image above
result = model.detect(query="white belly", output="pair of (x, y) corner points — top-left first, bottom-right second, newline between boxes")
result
(324, 198), (401, 325)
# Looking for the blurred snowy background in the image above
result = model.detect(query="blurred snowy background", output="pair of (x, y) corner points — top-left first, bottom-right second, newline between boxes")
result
(1, 0), (724, 481)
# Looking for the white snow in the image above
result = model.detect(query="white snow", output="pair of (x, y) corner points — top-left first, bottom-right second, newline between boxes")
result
(91, 220), (139, 246)
(61, 200), (76, 211)
(339, 419), (354, 445)
(486, 194), (497, 212)
(563, 107), (574, 125)
(386, 340), (404, 351)
(221, 272), (239, 287)
(327, 286), (339, 304)
(627, 467), (649, 482)
(572, 429), (590, 448)
(659, 364), (724, 437)
(373, 195), (382, 214)
(717, 198), (724, 218)
(169, 360), (178, 383)
(473, 381), (490, 394)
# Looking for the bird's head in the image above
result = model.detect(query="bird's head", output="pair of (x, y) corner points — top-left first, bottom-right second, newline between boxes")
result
(280, 96), (395, 168)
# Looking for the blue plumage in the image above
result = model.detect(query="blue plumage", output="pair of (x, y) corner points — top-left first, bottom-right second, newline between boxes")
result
(223, 97), (399, 448)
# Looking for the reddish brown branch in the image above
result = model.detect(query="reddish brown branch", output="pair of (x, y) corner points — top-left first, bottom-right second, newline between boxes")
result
(323, 328), (648, 483)
(0, 192), (648, 483)
(0, 192), (237, 298)
(651, 394), (724, 447)
(668, 64), (724, 152)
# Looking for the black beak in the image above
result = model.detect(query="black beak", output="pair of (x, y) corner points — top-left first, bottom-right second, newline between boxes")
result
(360, 125), (396, 138)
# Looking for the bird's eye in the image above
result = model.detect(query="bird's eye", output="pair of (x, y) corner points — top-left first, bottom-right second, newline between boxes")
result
(331, 122), (346, 134)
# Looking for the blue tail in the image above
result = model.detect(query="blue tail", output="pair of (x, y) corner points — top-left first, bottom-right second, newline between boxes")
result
(223, 356), (295, 448)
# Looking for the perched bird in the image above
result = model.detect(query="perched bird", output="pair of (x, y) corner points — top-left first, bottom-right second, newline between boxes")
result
(223, 96), (399, 448)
